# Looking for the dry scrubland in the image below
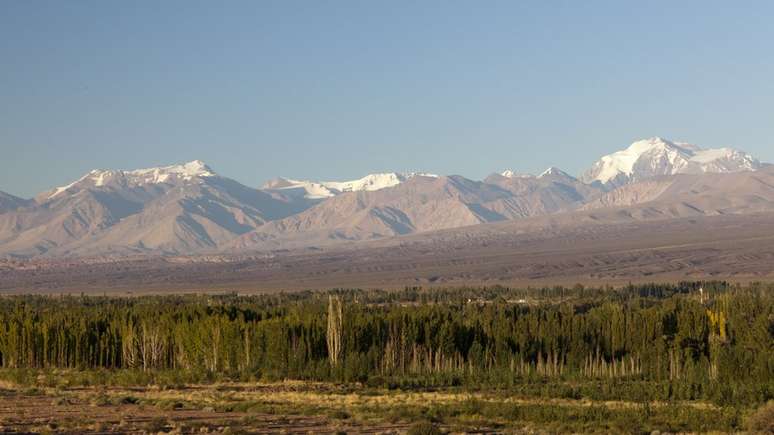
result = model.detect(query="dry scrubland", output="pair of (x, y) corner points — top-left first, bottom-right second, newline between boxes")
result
(1, 379), (772, 434)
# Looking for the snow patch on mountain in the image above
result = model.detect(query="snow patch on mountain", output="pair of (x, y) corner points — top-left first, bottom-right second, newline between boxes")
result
(264, 173), (439, 199)
(500, 167), (573, 180)
(124, 160), (215, 183)
(47, 160), (215, 199)
(539, 167), (574, 179)
(500, 170), (535, 179)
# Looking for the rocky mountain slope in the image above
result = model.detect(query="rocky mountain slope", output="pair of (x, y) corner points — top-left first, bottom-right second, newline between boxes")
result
(225, 169), (614, 252)
(581, 164), (774, 217)
(485, 167), (603, 214)
(0, 191), (30, 213)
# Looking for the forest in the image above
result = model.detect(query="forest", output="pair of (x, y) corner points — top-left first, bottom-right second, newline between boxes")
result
(0, 281), (771, 410)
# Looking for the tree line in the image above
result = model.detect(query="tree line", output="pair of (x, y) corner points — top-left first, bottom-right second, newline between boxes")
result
(0, 281), (771, 405)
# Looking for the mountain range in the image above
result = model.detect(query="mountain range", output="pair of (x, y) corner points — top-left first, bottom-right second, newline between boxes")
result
(0, 137), (769, 258)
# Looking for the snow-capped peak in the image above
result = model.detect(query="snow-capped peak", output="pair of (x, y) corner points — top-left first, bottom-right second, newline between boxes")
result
(539, 167), (573, 179)
(500, 170), (535, 179)
(500, 167), (573, 180)
(264, 172), (438, 199)
(46, 160), (216, 199)
(124, 160), (215, 183)
(582, 137), (761, 187)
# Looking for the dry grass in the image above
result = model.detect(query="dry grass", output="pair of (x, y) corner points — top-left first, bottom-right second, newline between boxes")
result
(0, 380), (745, 433)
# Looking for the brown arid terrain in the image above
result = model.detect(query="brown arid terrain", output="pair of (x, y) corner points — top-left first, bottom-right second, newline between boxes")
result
(0, 383), (417, 434)
(3, 210), (774, 294)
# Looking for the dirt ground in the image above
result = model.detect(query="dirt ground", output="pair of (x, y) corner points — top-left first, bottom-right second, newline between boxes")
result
(0, 387), (416, 434)
(0, 380), (735, 434)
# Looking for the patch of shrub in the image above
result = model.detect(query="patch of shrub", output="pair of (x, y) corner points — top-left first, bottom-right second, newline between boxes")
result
(746, 401), (774, 433)
(144, 417), (169, 433)
(117, 395), (140, 405)
(407, 421), (442, 435)
(329, 409), (351, 420)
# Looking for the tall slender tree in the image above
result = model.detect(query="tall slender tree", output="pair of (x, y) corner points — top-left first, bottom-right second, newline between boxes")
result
(327, 295), (343, 367)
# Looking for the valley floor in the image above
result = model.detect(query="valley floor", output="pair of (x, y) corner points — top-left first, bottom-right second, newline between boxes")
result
(4, 212), (774, 294)
(0, 379), (761, 434)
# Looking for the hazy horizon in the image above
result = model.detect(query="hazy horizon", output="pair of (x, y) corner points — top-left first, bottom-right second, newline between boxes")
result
(2, 1), (773, 197)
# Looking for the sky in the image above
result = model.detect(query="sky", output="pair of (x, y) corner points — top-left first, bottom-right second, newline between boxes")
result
(1, 1), (773, 198)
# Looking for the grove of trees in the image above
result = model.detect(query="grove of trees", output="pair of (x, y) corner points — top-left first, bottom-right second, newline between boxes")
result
(0, 281), (771, 406)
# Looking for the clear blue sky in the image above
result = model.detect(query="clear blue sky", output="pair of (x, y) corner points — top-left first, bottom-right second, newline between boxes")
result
(2, 1), (773, 197)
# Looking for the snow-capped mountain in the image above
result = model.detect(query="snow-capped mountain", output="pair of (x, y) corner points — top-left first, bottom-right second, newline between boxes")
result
(263, 172), (439, 199)
(0, 137), (770, 259)
(582, 137), (761, 187)
(42, 160), (216, 200)
(1, 161), (309, 257)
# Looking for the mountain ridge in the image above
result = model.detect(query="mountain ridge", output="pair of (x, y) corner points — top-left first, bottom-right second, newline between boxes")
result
(0, 162), (309, 257)
(0, 138), (768, 258)
(0, 191), (31, 214)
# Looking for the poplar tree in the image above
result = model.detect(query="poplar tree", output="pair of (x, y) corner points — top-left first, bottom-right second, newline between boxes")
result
(326, 295), (343, 367)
